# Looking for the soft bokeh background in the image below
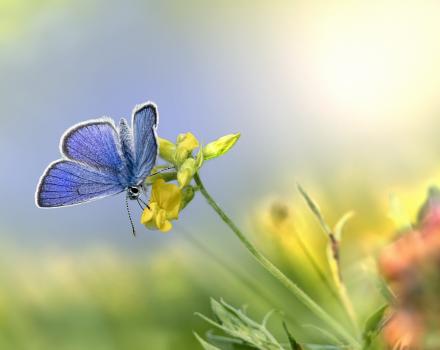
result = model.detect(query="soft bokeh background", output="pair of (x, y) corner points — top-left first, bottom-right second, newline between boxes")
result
(1, 0), (440, 348)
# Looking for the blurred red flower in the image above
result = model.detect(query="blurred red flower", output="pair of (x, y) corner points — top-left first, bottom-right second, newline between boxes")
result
(379, 188), (440, 349)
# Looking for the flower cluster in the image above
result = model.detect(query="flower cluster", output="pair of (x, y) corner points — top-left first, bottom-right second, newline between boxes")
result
(379, 187), (440, 349)
(140, 132), (240, 232)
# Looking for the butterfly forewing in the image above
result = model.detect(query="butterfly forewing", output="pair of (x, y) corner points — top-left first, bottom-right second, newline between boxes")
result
(61, 119), (125, 174)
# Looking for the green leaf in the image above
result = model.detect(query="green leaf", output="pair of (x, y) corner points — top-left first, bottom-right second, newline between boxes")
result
(283, 322), (303, 350)
(262, 310), (276, 328)
(206, 332), (256, 349)
(298, 185), (359, 338)
(194, 332), (222, 350)
(376, 278), (396, 304)
(302, 324), (343, 346)
(196, 299), (283, 350)
(305, 345), (345, 350)
(362, 304), (388, 349)
(326, 244), (341, 288)
(297, 184), (333, 237)
(333, 211), (354, 241)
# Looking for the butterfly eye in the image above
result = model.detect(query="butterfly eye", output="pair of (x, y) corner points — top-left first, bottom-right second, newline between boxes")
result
(128, 186), (140, 200)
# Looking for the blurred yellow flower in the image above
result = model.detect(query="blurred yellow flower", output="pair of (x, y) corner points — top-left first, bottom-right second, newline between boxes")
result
(141, 179), (182, 233)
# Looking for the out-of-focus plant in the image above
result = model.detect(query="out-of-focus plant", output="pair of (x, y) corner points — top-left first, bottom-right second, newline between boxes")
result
(379, 187), (440, 350)
(195, 299), (285, 350)
(143, 131), (405, 349)
(138, 124), (440, 350)
(194, 186), (396, 349)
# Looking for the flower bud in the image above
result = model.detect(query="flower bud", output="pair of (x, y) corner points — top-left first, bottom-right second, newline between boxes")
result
(203, 133), (240, 160)
(158, 137), (176, 164)
(195, 147), (204, 169)
(180, 186), (195, 210)
(146, 169), (177, 185)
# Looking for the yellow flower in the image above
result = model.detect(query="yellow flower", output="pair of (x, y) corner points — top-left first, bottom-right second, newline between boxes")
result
(141, 179), (182, 232)
(177, 158), (197, 188)
(159, 132), (199, 166)
(156, 131), (239, 189)
(175, 132), (199, 165)
(158, 138), (176, 164)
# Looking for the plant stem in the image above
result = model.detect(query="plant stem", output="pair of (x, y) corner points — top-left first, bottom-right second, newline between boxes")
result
(287, 222), (342, 303)
(193, 173), (360, 348)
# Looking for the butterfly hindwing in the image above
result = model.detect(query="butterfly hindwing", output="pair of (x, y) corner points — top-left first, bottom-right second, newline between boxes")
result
(131, 102), (158, 183)
(118, 118), (135, 179)
(36, 160), (124, 207)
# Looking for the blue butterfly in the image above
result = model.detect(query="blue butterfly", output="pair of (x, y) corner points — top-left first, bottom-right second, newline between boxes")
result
(35, 102), (159, 232)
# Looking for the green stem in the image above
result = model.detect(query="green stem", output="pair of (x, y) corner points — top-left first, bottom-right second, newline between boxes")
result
(290, 225), (359, 337)
(289, 224), (342, 303)
(193, 173), (360, 348)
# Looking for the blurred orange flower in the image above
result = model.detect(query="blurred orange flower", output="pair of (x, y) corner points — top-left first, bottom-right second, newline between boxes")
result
(379, 188), (440, 349)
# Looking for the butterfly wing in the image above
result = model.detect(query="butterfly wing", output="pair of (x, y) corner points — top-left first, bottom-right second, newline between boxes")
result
(61, 118), (126, 174)
(118, 118), (135, 180)
(131, 102), (159, 183)
(36, 160), (124, 207)
(36, 119), (128, 207)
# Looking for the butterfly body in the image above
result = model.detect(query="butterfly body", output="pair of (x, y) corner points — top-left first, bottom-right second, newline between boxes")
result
(35, 102), (159, 208)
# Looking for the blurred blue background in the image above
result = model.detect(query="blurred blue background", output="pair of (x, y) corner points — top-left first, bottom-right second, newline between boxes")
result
(3, 0), (440, 250)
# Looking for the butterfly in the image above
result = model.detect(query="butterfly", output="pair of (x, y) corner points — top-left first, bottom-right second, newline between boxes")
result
(35, 102), (159, 234)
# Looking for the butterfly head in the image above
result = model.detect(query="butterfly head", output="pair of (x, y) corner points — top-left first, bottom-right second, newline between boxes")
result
(127, 185), (142, 200)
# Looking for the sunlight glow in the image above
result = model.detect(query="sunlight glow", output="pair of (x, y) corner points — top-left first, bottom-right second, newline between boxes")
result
(292, 1), (440, 131)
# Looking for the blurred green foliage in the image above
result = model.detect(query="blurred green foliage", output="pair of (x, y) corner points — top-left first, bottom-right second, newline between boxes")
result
(0, 246), (215, 349)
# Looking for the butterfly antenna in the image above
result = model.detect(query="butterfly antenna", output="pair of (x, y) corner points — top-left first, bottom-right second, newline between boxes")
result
(138, 197), (150, 209)
(149, 166), (174, 177)
(136, 198), (145, 210)
(125, 195), (136, 237)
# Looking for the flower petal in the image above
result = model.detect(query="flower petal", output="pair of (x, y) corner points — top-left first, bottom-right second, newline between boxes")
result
(177, 158), (196, 188)
(177, 132), (199, 151)
(175, 132), (199, 165)
(155, 209), (173, 232)
(151, 179), (182, 219)
(140, 203), (158, 225)
(158, 137), (176, 164)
